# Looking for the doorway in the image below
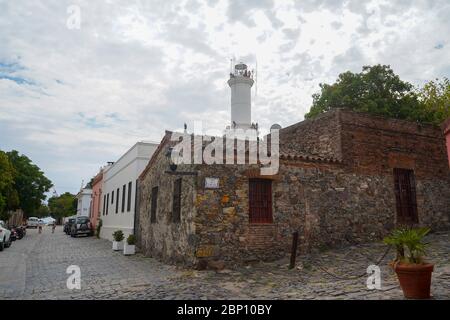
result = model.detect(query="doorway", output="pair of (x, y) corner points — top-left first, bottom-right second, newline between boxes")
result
(393, 168), (418, 225)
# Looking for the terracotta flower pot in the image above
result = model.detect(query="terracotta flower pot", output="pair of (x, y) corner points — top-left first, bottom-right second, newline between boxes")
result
(394, 263), (434, 299)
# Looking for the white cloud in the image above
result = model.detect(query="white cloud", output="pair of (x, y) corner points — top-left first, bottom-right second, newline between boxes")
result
(0, 0), (448, 194)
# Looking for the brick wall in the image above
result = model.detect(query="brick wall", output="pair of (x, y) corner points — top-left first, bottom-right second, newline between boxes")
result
(339, 109), (449, 178)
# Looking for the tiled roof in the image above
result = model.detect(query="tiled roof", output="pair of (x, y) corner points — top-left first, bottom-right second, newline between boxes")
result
(279, 153), (342, 163)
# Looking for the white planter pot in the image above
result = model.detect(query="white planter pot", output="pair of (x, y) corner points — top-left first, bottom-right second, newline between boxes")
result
(112, 241), (124, 251)
(123, 244), (135, 255)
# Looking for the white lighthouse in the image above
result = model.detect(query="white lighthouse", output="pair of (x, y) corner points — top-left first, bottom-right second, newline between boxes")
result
(228, 62), (254, 130)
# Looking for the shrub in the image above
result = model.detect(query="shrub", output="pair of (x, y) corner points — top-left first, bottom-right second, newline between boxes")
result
(383, 227), (430, 264)
(127, 234), (136, 245)
(112, 230), (124, 242)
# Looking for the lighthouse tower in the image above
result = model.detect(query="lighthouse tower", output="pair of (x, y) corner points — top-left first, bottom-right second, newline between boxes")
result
(228, 62), (254, 130)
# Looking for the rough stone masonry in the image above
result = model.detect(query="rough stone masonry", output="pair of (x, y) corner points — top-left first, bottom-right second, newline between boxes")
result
(136, 109), (450, 269)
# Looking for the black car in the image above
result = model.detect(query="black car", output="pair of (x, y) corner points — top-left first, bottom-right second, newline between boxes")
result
(70, 217), (93, 237)
(64, 218), (76, 234)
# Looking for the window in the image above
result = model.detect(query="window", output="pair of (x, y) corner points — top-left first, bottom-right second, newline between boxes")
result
(150, 187), (158, 223)
(102, 195), (106, 215)
(249, 179), (273, 223)
(106, 193), (109, 215)
(127, 181), (132, 212)
(172, 178), (182, 222)
(122, 184), (126, 213)
(115, 188), (119, 213)
(393, 168), (418, 225)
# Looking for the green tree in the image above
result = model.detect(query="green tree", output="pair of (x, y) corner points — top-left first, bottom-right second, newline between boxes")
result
(85, 177), (94, 189)
(417, 78), (450, 125)
(6, 150), (52, 217)
(48, 192), (77, 223)
(305, 65), (423, 121)
(35, 204), (50, 218)
(0, 151), (19, 220)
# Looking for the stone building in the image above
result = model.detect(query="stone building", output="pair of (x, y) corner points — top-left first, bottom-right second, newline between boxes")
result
(135, 108), (450, 269)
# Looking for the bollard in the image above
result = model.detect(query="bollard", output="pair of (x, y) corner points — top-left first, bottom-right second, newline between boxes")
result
(289, 231), (299, 269)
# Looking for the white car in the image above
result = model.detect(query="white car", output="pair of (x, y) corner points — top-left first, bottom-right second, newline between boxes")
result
(0, 220), (12, 251)
(27, 217), (40, 228)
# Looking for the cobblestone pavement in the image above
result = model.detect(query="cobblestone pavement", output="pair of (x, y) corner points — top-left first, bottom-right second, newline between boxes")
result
(0, 226), (448, 300)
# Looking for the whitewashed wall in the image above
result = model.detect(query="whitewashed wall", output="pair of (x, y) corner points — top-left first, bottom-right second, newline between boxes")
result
(100, 142), (158, 241)
(76, 189), (92, 217)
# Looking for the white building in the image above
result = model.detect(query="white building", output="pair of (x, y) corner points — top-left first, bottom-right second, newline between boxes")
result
(100, 142), (158, 241)
(76, 188), (93, 217)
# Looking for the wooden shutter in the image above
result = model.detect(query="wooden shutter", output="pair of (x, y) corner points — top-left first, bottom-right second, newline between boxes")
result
(106, 193), (109, 215)
(115, 188), (119, 213)
(150, 187), (158, 223)
(122, 184), (126, 212)
(102, 195), (106, 215)
(249, 179), (273, 223)
(172, 178), (182, 222)
(127, 181), (132, 212)
(394, 168), (418, 225)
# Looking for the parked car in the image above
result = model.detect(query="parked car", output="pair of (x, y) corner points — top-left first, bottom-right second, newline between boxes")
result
(70, 216), (93, 237)
(0, 220), (12, 251)
(26, 217), (40, 228)
(64, 218), (76, 234)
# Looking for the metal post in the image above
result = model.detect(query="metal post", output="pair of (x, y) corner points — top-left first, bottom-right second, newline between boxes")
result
(289, 231), (299, 269)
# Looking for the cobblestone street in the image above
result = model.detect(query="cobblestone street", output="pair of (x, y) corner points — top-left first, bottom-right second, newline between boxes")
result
(0, 226), (448, 300)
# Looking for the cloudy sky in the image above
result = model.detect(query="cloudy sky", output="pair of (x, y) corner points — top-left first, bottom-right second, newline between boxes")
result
(0, 0), (449, 195)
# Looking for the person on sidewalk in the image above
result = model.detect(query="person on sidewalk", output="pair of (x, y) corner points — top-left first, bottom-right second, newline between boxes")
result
(38, 222), (42, 234)
(52, 222), (56, 233)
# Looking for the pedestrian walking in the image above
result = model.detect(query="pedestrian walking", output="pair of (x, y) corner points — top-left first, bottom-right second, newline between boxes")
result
(52, 222), (56, 233)
(38, 223), (42, 234)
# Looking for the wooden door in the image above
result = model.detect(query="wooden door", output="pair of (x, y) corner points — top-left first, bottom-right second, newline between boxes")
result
(249, 179), (273, 223)
(393, 168), (418, 225)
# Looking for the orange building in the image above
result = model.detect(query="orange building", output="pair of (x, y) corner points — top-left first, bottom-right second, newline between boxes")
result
(90, 169), (104, 229)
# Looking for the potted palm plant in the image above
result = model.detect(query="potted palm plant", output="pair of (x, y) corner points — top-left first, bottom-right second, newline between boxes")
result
(383, 227), (434, 299)
(123, 234), (136, 255)
(112, 230), (124, 251)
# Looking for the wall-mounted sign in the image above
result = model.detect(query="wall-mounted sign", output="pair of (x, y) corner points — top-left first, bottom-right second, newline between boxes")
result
(205, 177), (220, 189)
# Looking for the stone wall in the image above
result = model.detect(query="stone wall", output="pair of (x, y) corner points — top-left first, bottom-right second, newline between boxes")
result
(193, 164), (284, 267)
(338, 109), (450, 230)
(280, 110), (342, 160)
(137, 110), (450, 269)
(137, 140), (198, 266)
